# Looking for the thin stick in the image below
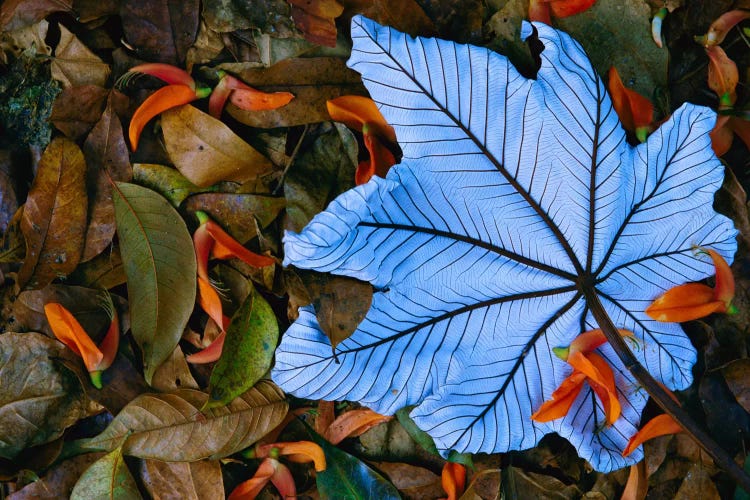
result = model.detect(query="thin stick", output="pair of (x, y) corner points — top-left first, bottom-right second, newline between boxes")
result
(584, 290), (750, 491)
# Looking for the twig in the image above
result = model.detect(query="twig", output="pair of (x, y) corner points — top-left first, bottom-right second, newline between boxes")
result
(584, 290), (750, 491)
(272, 124), (309, 195)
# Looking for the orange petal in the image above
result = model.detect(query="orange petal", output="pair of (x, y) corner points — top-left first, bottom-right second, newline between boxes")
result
(229, 87), (295, 112)
(326, 96), (397, 143)
(362, 126), (397, 178)
(645, 282), (725, 322)
(553, 328), (633, 360)
(228, 457), (275, 500)
(531, 371), (587, 422)
(549, 0), (597, 19)
(441, 462), (467, 500)
(129, 84), (197, 150)
(710, 115), (734, 156)
(355, 160), (375, 185)
(696, 10), (750, 46)
(204, 219), (275, 268)
(622, 414), (683, 456)
(608, 67), (654, 134)
(256, 442), (326, 472)
(567, 352), (620, 424)
(706, 46), (738, 106)
(208, 74), (233, 119)
(44, 303), (104, 372)
(97, 310), (119, 372)
(125, 63), (195, 88)
(186, 330), (226, 364)
(197, 276), (226, 331)
(268, 459), (296, 499)
(705, 248), (735, 310)
(579, 351), (621, 425)
(324, 409), (392, 445)
(728, 116), (750, 151)
(528, 0), (552, 24)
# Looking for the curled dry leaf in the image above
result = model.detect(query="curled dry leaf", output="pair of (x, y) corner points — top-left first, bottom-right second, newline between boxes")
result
(80, 381), (288, 461)
(161, 104), (274, 187)
(17, 137), (87, 290)
(51, 25), (110, 88)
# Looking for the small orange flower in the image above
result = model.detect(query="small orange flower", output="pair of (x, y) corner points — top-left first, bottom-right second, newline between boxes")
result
(608, 67), (654, 142)
(44, 296), (119, 389)
(441, 462), (467, 500)
(228, 457), (295, 500)
(327, 96), (398, 184)
(189, 211), (274, 363)
(646, 248), (735, 322)
(622, 413), (683, 457)
(533, 329), (632, 425)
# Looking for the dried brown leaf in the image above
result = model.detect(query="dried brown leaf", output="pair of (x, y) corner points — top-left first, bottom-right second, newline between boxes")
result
(51, 24), (110, 88)
(0, 332), (87, 460)
(120, 0), (199, 64)
(151, 345), (200, 392)
(66, 245), (127, 289)
(227, 57), (366, 128)
(8, 453), (104, 500)
(722, 358), (750, 414)
(358, 0), (437, 37)
(0, 0), (72, 30)
(82, 94), (133, 262)
(49, 85), (109, 140)
(161, 104), (275, 187)
(673, 463), (720, 499)
(140, 460), (224, 500)
(184, 193), (285, 244)
(17, 138), (87, 290)
(374, 462), (444, 500)
(0, 150), (18, 235)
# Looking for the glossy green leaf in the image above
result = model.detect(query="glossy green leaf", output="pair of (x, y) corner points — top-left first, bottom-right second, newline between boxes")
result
(70, 446), (142, 500)
(80, 381), (287, 461)
(112, 182), (197, 384)
(205, 284), (278, 409)
(395, 406), (439, 456)
(309, 425), (402, 500)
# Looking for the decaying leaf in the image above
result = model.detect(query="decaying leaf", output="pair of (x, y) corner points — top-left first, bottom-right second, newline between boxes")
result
(0, 332), (86, 460)
(140, 459), (224, 500)
(49, 85), (109, 140)
(161, 104), (275, 187)
(184, 192), (285, 243)
(82, 94), (133, 262)
(70, 446), (142, 500)
(50, 25), (110, 88)
(0, 0), (72, 31)
(80, 381), (288, 461)
(7, 453), (104, 500)
(17, 137), (87, 290)
(112, 182), (196, 384)
(289, 0), (343, 47)
(273, 17), (736, 471)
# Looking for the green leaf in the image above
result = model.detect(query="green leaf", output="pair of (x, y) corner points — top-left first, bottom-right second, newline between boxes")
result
(205, 284), (279, 409)
(309, 425), (401, 500)
(0, 332), (86, 459)
(70, 446), (142, 500)
(79, 381), (287, 461)
(132, 163), (211, 207)
(112, 182), (197, 384)
(395, 407), (439, 456)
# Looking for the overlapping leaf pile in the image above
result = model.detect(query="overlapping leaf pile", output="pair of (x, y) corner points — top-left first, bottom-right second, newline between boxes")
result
(0, 0), (749, 498)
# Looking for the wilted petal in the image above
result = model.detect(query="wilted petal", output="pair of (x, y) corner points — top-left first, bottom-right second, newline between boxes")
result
(129, 85), (197, 150)
(197, 277), (226, 332)
(255, 441), (326, 472)
(324, 409), (392, 444)
(705, 248), (735, 310)
(441, 462), (467, 500)
(696, 10), (750, 46)
(608, 66), (654, 138)
(645, 282), (724, 322)
(568, 351), (620, 425)
(228, 457), (275, 500)
(552, 328), (633, 361)
(548, 0), (597, 19)
(186, 330), (226, 364)
(204, 219), (275, 268)
(44, 303), (104, 373)
(706, 45), (738, 106)
(531, 371), (587, 422)
(528, 0), (552, 24)
(124, 63), (195, 88)
(326, 95), (397, 143)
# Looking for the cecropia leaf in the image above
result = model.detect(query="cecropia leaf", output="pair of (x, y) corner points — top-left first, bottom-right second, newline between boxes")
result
(273, 16), (737, 472)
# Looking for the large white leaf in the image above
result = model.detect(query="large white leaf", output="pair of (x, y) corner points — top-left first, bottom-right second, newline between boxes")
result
(273, 16), (738, 471)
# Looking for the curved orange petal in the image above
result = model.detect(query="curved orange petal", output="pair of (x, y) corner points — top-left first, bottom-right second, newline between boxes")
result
(531, 371), (586, 422)
(97, 310), (119, 372)
(268, 459), (296, 499)
(197, 276), (226, 331)
(327, 96), (397, 143)
(580, 351), (621, 425)
(125, 63), (195, 88)
(129, 85), (197, 150)
(441, 462), (467, 500)
(528, 0), (552, 24)
(355, 160), (375, 185)
(44, 303), (104, 372)
(230, 87), (295, 111)
(208, 75), (232, 119)
(622, 414), (683, 456)
(204, 220), (275, 267)
(324, 409), (392, 445)
(696, 10), (750, 46)
(553, 328), (633, 360)
(646, 282), (724, 322)
(228, 457), (275, 500)
(256, 441), (326, 472)
(186, 330), (226, 364)
(706, 248), (735, 309)
(362, 127), (397, 178)
(710, 115), (734, 156)
(608, 67), (654, 133)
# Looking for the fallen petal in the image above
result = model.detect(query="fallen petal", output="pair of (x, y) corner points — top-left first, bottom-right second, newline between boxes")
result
(228, 457), (275, 500)
(706, 45), (738, 106)
(696, 9), (750, 46)
(197, 276), (226, 331)
(362, 125), (397, 178)
(622, 414), (683, 456)
(186, 330), (226, 364)
(229, 87), (295, 111)
(552, 328), (633, 361)
(129, 85), (197, 150)
(710, 115), (733, 156)
(355, 160), (375, 185)
(441, 462), (467, 500)
(256, 441), (326, 472)
(528, 0), (552, 24)
(326, 96), (397, 143)
(324, 409), (392, 445)
(531, 371), (587, 422)
(568, 351), (620, 425)
(548, 0), (597, 19)
(208, 75), (232, 119)
(124, 63), (195, 88)
(645, 282), (725, 322)
(205, 219), (275, 268)
(44, 303), (104, 373)
(705, 248), (735, 310)
(608, 67), (654, 135)
(651, 7), (667, 48)
(269, 459), (297, 499)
